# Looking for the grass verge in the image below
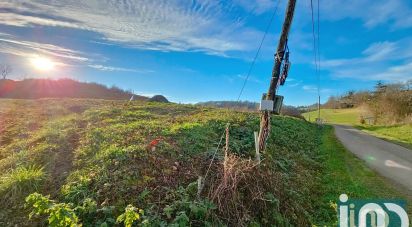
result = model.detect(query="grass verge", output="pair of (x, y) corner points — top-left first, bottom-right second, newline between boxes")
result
(303, 108), (412, 150)
(315, 126), (412, 226)
(356, 124), (412, 150)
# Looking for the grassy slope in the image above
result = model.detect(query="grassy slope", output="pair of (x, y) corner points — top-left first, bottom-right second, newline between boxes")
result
(0, 99), (409, 226)
(303, 108), (412, 149)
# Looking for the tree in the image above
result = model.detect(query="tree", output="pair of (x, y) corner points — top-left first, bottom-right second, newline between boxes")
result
(1, 64), (12, 80)
(406, 79), (412, 91)
(374, 81), (387, 94)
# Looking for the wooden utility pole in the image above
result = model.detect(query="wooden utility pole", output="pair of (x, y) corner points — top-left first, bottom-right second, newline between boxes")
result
(258, 0), (296, 152)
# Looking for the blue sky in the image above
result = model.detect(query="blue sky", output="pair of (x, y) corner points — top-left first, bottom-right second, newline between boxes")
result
(0, 0), (412, 106)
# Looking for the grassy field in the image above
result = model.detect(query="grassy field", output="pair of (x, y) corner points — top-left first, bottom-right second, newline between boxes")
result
(303, 108), (412, 149)
(302, 108), (366, 125)
(0, 99), (410, 226)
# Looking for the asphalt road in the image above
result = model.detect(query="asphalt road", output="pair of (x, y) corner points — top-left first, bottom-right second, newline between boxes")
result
(334, 124), (412, 193)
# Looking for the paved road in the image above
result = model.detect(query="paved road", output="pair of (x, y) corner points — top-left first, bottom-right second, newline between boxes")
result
(334, 124), (412, 193)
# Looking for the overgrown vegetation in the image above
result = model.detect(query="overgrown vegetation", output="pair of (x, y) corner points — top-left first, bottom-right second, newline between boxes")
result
(0, 99), (409, 226)
(323, 81), (412, 124)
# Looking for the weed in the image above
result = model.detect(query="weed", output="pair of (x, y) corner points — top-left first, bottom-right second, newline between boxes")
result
(116, 204), (143, 227)
(25, 193), (80, 227)
(0, 165), (45, 205)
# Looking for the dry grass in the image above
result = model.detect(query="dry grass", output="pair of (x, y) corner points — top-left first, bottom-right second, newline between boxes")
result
(208, 154), (258, 225)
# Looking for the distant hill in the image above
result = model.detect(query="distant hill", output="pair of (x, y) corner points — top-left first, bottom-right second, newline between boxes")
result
(0, 78), (148, 100)
(148, 95), (169, 103)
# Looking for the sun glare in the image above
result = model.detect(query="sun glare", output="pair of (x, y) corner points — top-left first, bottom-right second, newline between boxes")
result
(30, 57), (55, 71)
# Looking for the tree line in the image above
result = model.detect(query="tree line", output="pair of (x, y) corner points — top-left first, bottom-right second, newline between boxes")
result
(324, 81), (412, 124)
(0, 78), (147, 100)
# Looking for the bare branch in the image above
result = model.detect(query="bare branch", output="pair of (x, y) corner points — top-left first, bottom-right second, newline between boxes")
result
(0, 64), (12, 80)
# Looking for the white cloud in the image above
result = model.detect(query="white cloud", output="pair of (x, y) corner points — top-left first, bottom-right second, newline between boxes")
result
(88, 64), (153, 73)
(286, 78), (302, 87)
(0, 0), (275, 56)
(0, 34), (88, 63)
(322, 38), (412, 82)
(302, 85), (316, 91)
(362, 41), (397, 62)
(234, 0), (278, 15)
(236, 74), (262, 84)
(0, 12), (81, 28)
(302, 85), (333, 94)
(319, 0), (412, 29)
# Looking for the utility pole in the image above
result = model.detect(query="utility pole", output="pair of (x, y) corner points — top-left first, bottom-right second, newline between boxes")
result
(258, 0), (296, 152)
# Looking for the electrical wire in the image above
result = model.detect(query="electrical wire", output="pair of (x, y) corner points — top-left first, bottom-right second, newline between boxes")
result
(236, 0), (281, 101)
(205, 1), (283, 182)
(310, 0), (321, 117)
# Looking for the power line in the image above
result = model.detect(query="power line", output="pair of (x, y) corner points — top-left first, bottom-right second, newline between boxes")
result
(316, 0), (321, 98)
(203, 128), (226, 181)
(204, 0), (283, 181)
(310, 0), (321, 119)
(236, 0), (281, 101)
(316, 0), (321, 119)
(310, 0), (318, 76)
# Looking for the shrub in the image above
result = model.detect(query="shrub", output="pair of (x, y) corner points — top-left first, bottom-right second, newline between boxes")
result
(359, 116), (366, 124)
(116, 204), (143, 227)
(25, 193), (80, 227)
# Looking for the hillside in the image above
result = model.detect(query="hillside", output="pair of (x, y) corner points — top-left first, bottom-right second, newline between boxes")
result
(0, 79), (148, 100)
(0, 99), (409, 226)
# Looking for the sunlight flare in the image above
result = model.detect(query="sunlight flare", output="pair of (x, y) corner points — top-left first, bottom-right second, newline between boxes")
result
(30, 56), (55, 71)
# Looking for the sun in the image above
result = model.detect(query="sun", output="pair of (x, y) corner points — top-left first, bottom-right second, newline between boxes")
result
(30, 57), (55, 71)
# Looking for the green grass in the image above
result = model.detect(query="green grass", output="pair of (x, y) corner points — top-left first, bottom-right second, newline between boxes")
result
(0, 165), (46, 204)
(302, 108), (365, 125)
(316, 126), (412, 225)
(303, 108), (412, 149)
(0, 99), (410, 226)
(356, 124), (412, 149)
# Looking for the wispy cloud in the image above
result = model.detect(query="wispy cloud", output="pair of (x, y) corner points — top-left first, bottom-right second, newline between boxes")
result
(322, 38), (412, 82)
(0, 12), (81, 28)
(236, 74), (263, 84)
(302, 85), (317, 91)
(234, 0), (278, 15)
(88, 64), (153, 73)
(302, 85), (333, 94)
(0, 34), (88, 63)
(286, 78), (302, 87)
(0, 0), (274, 56)
(320, 0), (412, 29)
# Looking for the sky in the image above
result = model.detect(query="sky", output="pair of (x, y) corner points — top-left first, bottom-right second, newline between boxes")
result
(1, 0), (412, 106)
